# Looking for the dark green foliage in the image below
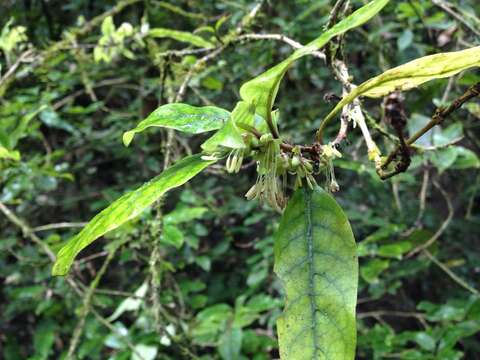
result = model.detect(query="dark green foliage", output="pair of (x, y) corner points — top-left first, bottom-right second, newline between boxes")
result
(1, 0), (480, 359)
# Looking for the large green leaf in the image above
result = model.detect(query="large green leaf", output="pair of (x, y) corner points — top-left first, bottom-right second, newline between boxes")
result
(148, 28), (215, 48)
(274, 187), (358, 359)
(323, 46), (480, 125)
(123, 103), (230, 146)
(239, 0), (389, 120)
(52, 154), (215, 275)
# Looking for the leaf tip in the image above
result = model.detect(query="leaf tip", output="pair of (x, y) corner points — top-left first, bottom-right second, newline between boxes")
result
(51, 261), (69, 276)
(122, 131), (135, 147)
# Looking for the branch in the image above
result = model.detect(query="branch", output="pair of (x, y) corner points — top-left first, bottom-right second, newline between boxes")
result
(380, 82), (480, 177)
(423, 249), (479, 295)
(236, 33), (326, 60)
(66, 248), (117, 359)
(407, 179), (453, 257)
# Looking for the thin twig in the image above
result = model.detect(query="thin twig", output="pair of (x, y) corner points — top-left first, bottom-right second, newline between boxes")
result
(66, 248), (117, 359)
(237, 33), (326, 60)
(432, 0), (480, 38)
(381, 82), (480, 177)
(423, 249), (479, 295)
(407, 180), (454, 257)
(33, 222), (87, 232)
(0, 201), (56, 261)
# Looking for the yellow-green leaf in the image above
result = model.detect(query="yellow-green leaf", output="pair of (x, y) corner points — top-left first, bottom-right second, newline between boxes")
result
(0, 146), (20, 161)
(274, 187), (358, 359)
(239, 0), (389, 121)
(148, 28), (215, 48)
(323, 46), (480, 124)
(52, 154), (215, 276)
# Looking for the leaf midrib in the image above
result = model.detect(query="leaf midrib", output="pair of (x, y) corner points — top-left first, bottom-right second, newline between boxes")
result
(304, 188), (320, 358)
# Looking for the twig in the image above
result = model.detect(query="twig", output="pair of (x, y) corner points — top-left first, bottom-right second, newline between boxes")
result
(432, 0), (480, 38)
(66, 248), (117, 359)
(0, 49), (36, 89)
(94, 288), (145, 299)
(236, 33), (326, 60)
(33, 222), (87, 232)
(381, 82), (480, 177)
(415, 167), (430, 225)
(423, 249), (479, 295)
(0, 201), (56, 261)
(407, 180), (454, 257)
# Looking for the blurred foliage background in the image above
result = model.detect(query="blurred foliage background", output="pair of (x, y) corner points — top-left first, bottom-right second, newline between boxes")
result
(1, 0), (480, 359)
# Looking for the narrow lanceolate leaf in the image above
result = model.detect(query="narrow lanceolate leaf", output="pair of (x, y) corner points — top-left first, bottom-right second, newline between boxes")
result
(239, 0), (389, 120)
(274, 187), (358, 360)
(123, 103), (230, 146)
(324, 46), (480, 124)
(148, 28), (215, 48)
(52, 154), (215, 276)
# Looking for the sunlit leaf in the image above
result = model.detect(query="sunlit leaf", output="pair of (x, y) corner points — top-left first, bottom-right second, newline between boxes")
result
(0, 146), (20, 161)
(123, 103), (230, 146)
(274, 187), (358, 359)
(324, 46), (480, 124)
(240, 0), (389, 120)
(52, 154), (215, 275)
(148, 28), (215, 48)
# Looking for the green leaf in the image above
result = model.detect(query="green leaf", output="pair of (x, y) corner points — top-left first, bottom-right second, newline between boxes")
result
(0, 146), (20, 161)
(161, 224), (184, 249)
(274, 187), (358, 360)
(148, 28), (215, 48)
(164, 206), (208, 224)
(218, 327), (242, 360)
(123, 103), (230, 146)
(450, 147), (480, 169)
(360, 259), (390, 284)
(377, 241), (412, 259)
(430, 146), (480, 173)
(200, 101), (253, 153)
(52, 154), (215, 275)
(324, 46), (480, 124)
(239, 0), (389, 120)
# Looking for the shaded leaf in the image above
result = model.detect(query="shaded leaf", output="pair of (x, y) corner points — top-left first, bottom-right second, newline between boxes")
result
(52, 154), (215, 275)
(360, 259), (390, 284)
(161, 224), (184, 249)
(274, 187), (358, 359)
(164, 206), (208, 224)
(377, 241), (412, 259)
(123, 103), (230, 146)
(324, 46), (480, 124)
(240, 0), (389, 120)
(148, 28), (215, 48)
(219, 326), (242, 360)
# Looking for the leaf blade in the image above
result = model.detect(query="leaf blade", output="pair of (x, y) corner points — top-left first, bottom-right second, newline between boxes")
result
(274, 187), (358, 359)
(52, 154), (215, 275)
(123, 103), (230, 146)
